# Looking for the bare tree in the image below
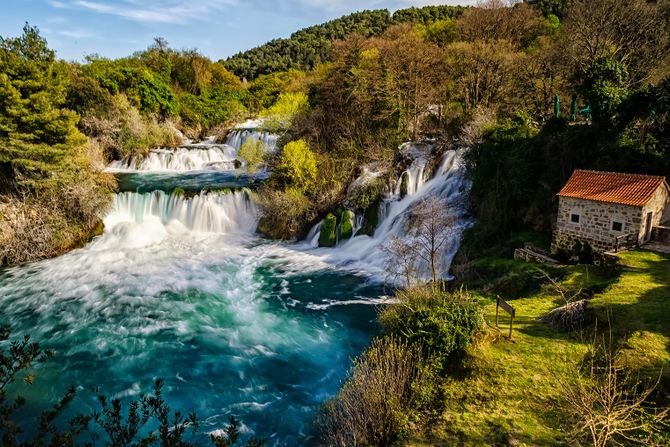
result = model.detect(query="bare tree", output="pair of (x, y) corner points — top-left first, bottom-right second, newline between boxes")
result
(410, 196), (455, 286)
(564, 0), (669, 86)
(382, 235), (419, 288)
(559, 329), (670, 446)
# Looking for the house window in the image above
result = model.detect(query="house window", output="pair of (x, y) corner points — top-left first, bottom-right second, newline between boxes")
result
(612, 221), (623, 232)
(570, 213), (581, 224)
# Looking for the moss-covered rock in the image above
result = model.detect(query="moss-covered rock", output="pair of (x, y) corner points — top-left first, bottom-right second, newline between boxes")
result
(358, 200), (381, 237)
(339, 210), (355, 241)
(400, 172), (409, 199)
(172, 187), (186, 196)
(319, 213), (337, 247)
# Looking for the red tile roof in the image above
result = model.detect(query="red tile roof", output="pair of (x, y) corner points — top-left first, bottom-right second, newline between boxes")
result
(558, 170), (669, 207)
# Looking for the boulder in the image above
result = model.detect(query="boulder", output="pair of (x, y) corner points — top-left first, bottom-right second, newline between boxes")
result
(339, 210), (355, 241)
(319, 213), (337, 247)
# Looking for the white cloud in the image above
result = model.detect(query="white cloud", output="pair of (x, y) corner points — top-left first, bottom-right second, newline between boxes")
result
(53, 0), (239, 24)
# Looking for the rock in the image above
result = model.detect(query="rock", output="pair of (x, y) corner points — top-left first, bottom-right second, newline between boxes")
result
(319, 213), (337, 247)
(357, 200), (381, 237)
(339, 210), (355, 241)
(541, 299), (594, 330)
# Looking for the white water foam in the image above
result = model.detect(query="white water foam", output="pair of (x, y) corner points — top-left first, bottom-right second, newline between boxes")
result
(304, 146), (472, 282)
(107, 144), (240, 172)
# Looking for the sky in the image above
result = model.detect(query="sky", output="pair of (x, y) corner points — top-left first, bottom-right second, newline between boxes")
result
(0, 0), (477, 61)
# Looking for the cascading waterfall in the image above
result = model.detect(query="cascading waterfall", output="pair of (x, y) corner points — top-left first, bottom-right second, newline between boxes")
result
(312, 146), (472, 281)
(108, 190), (259, 235)
(107, 145), (239, 172)
(225, 129), (279, 152)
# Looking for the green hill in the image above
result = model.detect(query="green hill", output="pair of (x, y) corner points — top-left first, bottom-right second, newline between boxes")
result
(222, 5), (466, 80)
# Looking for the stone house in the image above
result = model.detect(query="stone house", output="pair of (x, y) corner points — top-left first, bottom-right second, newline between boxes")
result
(552, 170), (670, 253)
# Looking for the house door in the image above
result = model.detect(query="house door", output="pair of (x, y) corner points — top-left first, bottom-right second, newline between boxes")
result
(644, 212), (653, 242)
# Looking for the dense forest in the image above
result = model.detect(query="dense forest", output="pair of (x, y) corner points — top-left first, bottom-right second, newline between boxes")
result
(222, 5), (466, 80)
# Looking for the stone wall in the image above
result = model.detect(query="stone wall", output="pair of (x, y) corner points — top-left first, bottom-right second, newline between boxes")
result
(652, 226), (670, 243)
(642, 185), (670, 235)
(552, 197), (642, 253)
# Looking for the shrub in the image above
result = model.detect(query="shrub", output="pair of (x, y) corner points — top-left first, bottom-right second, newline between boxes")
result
(379, 287), (483, 370)
(275, 139), (317, 192)
(255, 186), (313, 239)
(318, 337), (428, 447)
(260, 92), (310, 132)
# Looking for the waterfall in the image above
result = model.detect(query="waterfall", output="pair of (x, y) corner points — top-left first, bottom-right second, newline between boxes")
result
(105, 190), (259, 236)
(313, 146), (472, 281)
(225, 129), (279, 152)
(107, 145), (238, 172)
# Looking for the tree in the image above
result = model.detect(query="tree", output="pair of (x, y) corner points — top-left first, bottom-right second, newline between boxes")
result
(525, 0), (573, 18)
(276, 139), (317, 192)
(456, 1), (543, 49)
(446, 39), (521, 114)
(409, 196), (455, 285)
(374, 25), (446, 139)
(382, 235), (419, 287)
(581, 56), (629, 122)
(559, 331), (670, 446)
(564, 0), (669, 87)
(0, 24), (80, 147)
(260, 92), (309, 132)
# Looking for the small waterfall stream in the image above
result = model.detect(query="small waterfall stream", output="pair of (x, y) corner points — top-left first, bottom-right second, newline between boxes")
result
(308, 145), (472, 281)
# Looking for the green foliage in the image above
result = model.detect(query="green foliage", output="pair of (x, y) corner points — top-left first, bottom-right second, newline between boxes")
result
(224, 10), (393, 80)
(0, 24), (81, 148)
(582, 56), (629, 122)
(260, 92), (309, 132)
(0, 326), (264, 446)
(379, 287), (484, 371)
(82, 54), (190, 118)
(339, 210), (355, 241)
(525, 0), (573, 18)
(466, 115), (542, 233)
(238, 138), (267, 174)
(348, 176), (386, 211)
(223, 6), (465, 80)
(318, 213), (337, 247)
(318, 336), (428, 447)
(416, 18), (458, 47)
(275, 139), (317, 191)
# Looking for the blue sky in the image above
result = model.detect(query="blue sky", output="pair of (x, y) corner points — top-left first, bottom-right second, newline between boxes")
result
(1, 0), (476, 61)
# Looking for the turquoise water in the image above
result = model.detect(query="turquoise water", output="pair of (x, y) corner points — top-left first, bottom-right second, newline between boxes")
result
(0, 192), (384, 445)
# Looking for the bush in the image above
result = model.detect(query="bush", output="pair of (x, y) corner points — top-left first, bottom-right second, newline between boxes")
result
(260, 92), (310, 132)
(275, 139), (318, 192)
(318, 337), (428, 447)
(379, 287), (483, 370)
(256, 186), (313, 239)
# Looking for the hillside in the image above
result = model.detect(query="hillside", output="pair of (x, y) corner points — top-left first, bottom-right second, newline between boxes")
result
(222, 5), (466, 80)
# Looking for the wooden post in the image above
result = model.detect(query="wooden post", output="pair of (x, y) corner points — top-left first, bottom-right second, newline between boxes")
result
(496, 295), (516, 340)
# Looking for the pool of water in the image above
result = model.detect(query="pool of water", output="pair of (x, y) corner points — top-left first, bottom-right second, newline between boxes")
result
(0, 196), (384, 445)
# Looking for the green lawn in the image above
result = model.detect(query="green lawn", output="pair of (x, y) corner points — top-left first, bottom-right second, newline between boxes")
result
(410, 249), (670, 446)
